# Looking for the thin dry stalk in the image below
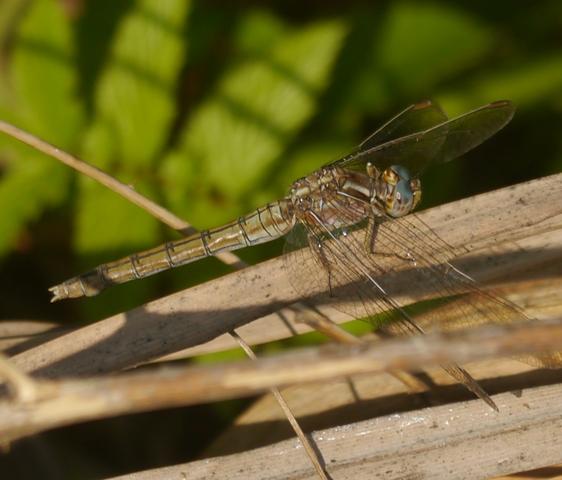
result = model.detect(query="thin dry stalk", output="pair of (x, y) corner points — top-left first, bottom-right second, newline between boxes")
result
(0, 120), (238, 261)
(231, 330), (330, 480)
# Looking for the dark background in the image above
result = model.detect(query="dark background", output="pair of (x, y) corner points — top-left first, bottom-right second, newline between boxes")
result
(0, 1), (561, 478)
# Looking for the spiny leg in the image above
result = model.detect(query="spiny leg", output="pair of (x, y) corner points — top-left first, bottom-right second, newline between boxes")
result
(364, 215), (380, 255)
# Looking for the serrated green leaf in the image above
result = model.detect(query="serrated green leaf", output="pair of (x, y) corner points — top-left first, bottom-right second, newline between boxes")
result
(177, 17), (346, 200)
(159, 149), (196, 216)
(11, 0), (83, 145)
(79, 117), (120, 171)
(73, 0), (192, 281)
(161, 148), (243, 228)
(0, 0), (83, 259)
(85, 0), (191, 168)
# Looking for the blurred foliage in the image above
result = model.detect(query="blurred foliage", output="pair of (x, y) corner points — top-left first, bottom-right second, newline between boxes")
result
(1, 1), (562, 478)
(1, 0), (562, 318)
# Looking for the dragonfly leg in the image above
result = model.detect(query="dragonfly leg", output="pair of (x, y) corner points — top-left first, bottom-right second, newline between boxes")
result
(309, 235), (334, 297)
(364, 214), (400, 257)
(364, 215), (380, 254)
(365, 214), (417, 264)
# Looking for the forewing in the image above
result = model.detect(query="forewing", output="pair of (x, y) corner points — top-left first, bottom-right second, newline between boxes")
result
(432, 100), (515, 164)
(339, 100), (515, 176)
(357, 100), (447, 152)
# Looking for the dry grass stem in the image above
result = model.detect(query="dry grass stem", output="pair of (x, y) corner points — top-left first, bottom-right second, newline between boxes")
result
(0, 353), (38, 403)
(108, 380), (562, 480)
(230, 330), (330, 480)
(0, 321), (63, 354)
(2, 317), (562, 445)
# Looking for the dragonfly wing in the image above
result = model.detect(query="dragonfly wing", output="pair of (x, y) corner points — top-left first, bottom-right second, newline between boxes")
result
(284, 222), (339, 306)
(340, 100), (515, 176)
(284, 195), (530, 406)
(284, 216), (402, 326)
(328, 100), (448, 171)
(432, 100), (515, 164)
(372, 217), (562, 371)
(357, 100), (448, 153)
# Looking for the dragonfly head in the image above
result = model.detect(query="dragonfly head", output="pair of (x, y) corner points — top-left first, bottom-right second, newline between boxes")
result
(380, 165), (421, 217)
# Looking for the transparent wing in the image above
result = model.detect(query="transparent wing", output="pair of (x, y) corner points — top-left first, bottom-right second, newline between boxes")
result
(357, 100), (447, 153)
(286, 204), (528, 330)
(337, 100), (515, 176)
(283, 196), (531, 406)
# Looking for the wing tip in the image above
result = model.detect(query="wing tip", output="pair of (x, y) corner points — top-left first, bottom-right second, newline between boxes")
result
(488, 99), (515, 112)
(413, 99), (433, 110)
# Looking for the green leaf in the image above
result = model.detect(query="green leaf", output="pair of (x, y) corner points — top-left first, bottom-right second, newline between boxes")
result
(80, 118), (120, 171)
(161, 148), (244, 228)
(233, 9), (287, 57)
(0, 158), (68, 256)
(11, 0), (83, 145)
(0, 0), (81, 258)
(437, 55), (562, 116)
(73, 0), (192, 293)
(355, 2), (492, 111)
(174, 17), (347, 201)
(74, 179), (160, 256)
(382, 3), (492, 85)
(84, 0), (191, 168)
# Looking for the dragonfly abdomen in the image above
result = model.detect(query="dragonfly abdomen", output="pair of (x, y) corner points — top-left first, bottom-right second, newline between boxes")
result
(49, 200), (294, 301)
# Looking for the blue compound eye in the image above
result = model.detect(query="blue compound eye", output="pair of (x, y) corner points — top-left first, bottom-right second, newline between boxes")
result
(390, 165), (412, 181)
(384, 165), (419, 218)
(390, 179), (414, 217)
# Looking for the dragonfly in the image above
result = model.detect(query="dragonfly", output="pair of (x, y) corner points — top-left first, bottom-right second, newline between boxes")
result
(51, 99), (544, 408)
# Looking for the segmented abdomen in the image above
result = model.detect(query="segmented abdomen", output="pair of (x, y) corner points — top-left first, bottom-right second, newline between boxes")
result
(49, 200), (294, 301)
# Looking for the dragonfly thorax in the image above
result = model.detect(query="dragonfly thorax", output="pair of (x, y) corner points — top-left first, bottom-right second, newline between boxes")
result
(375, 165), (421, 218)
(290, 167), (342, 207)
(290, 167), (371, 229)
